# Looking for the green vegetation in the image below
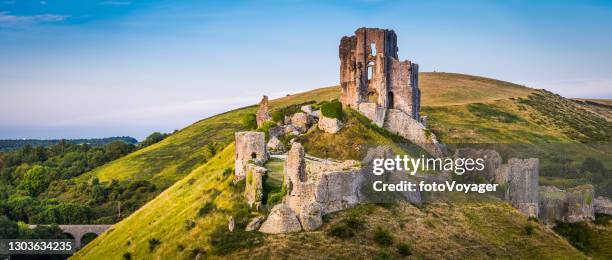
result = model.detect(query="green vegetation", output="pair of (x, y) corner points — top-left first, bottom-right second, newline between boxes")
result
(467, 103), (524, 123)
(297, 109), (424, 160)
(396, 242), (412, 256)
(138, 132), (171, 149)
(242, 113), (257, 130)
(554, 221), (612, 258)
(320, 99), (344, 120)
(4, 73), (610, 258)
(373, 226), (394, 246)
(0, 137), (138, 152)
(0, 141), (137, 224)
(271, 101), (316, 123)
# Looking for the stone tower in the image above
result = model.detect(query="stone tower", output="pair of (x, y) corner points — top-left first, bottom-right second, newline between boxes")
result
(256, 95), (271, 128)
(234, 131), (268, 180)
(339, 28), (420, 123)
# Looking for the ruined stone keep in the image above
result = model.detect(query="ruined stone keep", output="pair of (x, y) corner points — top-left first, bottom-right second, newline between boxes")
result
(234, 131), (268, 180)
(340, 27), (420, 121)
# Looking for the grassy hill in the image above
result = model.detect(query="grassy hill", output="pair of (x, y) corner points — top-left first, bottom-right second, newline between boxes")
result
(71, 72), (536, 188)
(67, 72), (612, 258)
(72, 144), (588, 259)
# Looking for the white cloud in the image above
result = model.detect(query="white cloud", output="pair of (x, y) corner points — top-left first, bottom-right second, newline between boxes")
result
(524, 78), (612, 99)
(0, 11), (67, 25)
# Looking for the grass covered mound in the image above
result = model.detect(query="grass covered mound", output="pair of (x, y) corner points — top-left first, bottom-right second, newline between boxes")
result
(296, 109), (423, 161)
(224, 202), (586, 259)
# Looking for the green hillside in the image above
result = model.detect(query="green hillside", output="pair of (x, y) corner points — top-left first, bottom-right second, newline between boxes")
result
(66, 72), (611, 258)
(72, 144), (588, 259)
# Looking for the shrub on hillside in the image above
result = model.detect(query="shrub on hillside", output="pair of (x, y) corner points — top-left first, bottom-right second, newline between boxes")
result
(396, 242), (412, 256)
(321, 100), (344, 120)
(197, 202), (216, 217)
(373, 226), (394, 246)
(242, 113), (257, 130)
(148, 238), (161, 252)
(328, 223), (355, 239)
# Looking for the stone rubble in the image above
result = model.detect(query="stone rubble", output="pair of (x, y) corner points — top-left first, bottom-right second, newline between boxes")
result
(258, 204), (303, 234)
(318, 115), (344, 133)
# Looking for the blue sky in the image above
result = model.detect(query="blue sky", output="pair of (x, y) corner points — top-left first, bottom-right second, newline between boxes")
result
(1, 0), (611, 140)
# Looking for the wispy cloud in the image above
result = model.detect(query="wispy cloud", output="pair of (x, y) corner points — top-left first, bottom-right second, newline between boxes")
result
(525, 78), (612, 99)
(0, 11), (68, 25)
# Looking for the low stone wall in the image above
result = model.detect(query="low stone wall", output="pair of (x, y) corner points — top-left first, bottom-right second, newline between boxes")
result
(383, 109), (446, 157)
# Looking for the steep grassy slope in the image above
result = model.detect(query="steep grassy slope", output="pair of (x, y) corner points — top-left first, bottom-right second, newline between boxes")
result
(73, 142), (587, 259)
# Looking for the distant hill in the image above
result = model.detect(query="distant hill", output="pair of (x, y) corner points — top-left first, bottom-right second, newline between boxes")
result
(0, 136), (138, 151)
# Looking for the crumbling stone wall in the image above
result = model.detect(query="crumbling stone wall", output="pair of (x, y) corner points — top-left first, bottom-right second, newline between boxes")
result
(339, 27), (419, 119)
(234, 131), (268, 180)
(565, 185), (595, 222)
(538, 186), (568, 225)
(504, 158), (540, 218)
(453, 148), (502, 183)
(383, 109), (446, 157)
(256, 95), (271, 128)
(594, 196), (612, 215)
(244, 164), (266, 209)
(259, 142), (363, 233)
(539, 185), (595, 225)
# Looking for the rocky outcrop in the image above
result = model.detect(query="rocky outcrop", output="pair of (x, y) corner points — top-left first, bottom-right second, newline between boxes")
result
(298, 203), (323, 231)
(383, 109), (446, 157)
(234, 132), (268, 180)
(228, 216), (235, 232)
(318, 115), (343, 133)
(258, 204), (302, 234)
(594, 196), (612, 215)
(267, 136), (285, 153)
(244, 164), (266, 209)
(246, 216), (264, 231)
(256, 95), (271, 128)
(504, 158), (539, 218)
(290, 112), (310, 133)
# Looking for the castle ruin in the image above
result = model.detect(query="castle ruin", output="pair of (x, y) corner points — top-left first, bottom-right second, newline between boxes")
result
(234, 131), (268, 180)
(340, 28), (445, 157)
(340, 27), (420, 124)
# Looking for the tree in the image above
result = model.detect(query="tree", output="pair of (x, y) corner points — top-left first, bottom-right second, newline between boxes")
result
(104, 141), (134, 161)
(20, 165), (51, 196)
(242, 113), (257, 130)
(139, 132), (169, 148)
(0, 215), (19, 239)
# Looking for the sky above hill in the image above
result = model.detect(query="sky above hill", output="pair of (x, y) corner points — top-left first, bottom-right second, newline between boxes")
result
(1, 0), (611, 140)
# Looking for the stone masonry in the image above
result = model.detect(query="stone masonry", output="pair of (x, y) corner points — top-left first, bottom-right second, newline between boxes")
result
(502, 158), (540, 218)
(256, 95), (271, 128)
(234, 131), (268, 180)
(340, 28), (420, 119)
(339, 28), (445, 157)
